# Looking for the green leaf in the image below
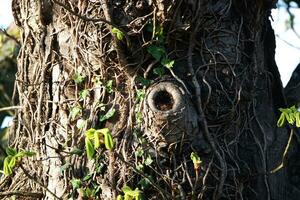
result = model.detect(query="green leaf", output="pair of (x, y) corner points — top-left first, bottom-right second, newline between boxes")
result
(295, 112), (300, 128)
(3, 156), (13, 176)
(136, 112), (143, 124)
(70, 106), (82, 120)
(136, 89), (145, 102)
(137, 76), (151, 86)
(144, 155), (153, 166)
(94, 131), (100, 149)
(190, 152), (202, 170)
(138, 176), (153, 190)
(135, 148), (144, 157)
(85, 137), (95, 160)
(80, 89), (89, 99)
(122, 186), (133, 194)
(73, 72), (85, 84)
(117, 195), (124, 200)
(146, 23), (165, 41)
(287, 112), (295, 125)
(135, 193), (143, 200)
(153, 67), (165, 76)
(112, 28), (124, 40)
(161, 58), (175, 69)
(136, 163), (144, 171)
(8, 157), (16, 168)
(85, 128), (96, 139)
(101, 128), (114, 150)
(61, 162), (71, 172)
(147, 45), (165, 61)
(83, 174), (92, 181)
(277, 112), (286, 127)
(76, 119), (87, 130)
(70, 148), (84, 156)
(84, 187), (93, 197)
(100, 108), (116, 122)
(155, 25), (164, 40)
(5, 148), (17, 156)
(15, 151), (36, 158)
(71, 178), (82, 190)
(96, 163), (105, 173)
(190, 152), (201, 164)
(122, 186), (142, 198)
(106, 80), (114, 93)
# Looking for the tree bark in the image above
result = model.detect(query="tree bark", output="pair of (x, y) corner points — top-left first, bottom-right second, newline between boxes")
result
(3, 0), (300, 199)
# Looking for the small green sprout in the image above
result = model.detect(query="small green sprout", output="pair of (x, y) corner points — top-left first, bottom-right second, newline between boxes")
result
(190, 152), (202, 170)
(84, 128), (114, 160)
(112, 28), (124, 40)
(73, 72), (85, 84)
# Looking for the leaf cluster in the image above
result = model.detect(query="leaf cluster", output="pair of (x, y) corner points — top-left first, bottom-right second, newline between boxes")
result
(2, 148), (35, 176)
(277, 105), (300, 127)
(85, 128), (114, 160)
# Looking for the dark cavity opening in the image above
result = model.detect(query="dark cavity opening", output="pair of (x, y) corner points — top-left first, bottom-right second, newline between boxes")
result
(154, 90), (174, 111)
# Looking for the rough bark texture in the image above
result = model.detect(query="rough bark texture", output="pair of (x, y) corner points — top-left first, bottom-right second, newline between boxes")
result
(2, 0), (300, 199)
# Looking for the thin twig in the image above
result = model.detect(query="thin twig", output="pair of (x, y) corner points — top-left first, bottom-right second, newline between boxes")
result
(0, 106), (21, 113)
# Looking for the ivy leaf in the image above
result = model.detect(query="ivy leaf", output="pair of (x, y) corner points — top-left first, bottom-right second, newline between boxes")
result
(135, 148), (144, 157)
(73, 72), (85, 84)
(94, 131), (100, 149)
(161, 58), (175, 69)
(136, 163), (144, 171)
(112, 28), (124, 40)
(277, 112), (286, 127)
(136, 89), (145, 102)
(85, 128), (96, 139)
(61, 162), (71, 172)
(76, 119), (87, 130)
(138, 176), (153, 190)
(83, 174), (93, 181)
(100, 108), (116, 122)
(122, 186), (133, 194)
(8, 157), (16, 168)
(70, 148), (84, 156)
(71, 178), (82, 190)
(5, 147), (17, 156)
(144, 156), (153, 166)
(135, 112), (143, 124)
(101, 128), (114, 150)
(3, 156), (13, 176)
(70, 106), (82, 120)
(85, 137), (95, 160)
(15, 151), (36, 159)
(122, 186), (143, 198)
(153, 67), (165, 77)
(137, 76), (151, 87)
(80, 89), (89, 100)
(147, 45), (165, 61)
(106, 80), (114, 93)
(295, 112), (300, 128)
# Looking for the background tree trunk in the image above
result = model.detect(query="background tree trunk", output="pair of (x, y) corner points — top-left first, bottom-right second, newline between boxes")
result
(3, 0), (300, 199)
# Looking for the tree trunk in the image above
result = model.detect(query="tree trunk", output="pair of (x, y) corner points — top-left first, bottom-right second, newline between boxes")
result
(3, 0), (300, 199)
